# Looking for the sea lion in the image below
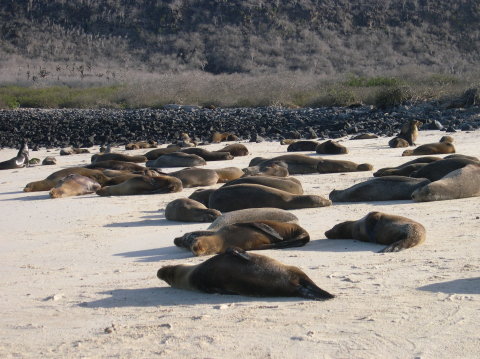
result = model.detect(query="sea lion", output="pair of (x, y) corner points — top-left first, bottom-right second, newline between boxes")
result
(412, 164), (480, 202)
(209, 184), (331, 212)
(91, 153), (147, 163)
(373, 156), (442, 177)
(144, 146), (181, 160)
(49, 174), (101, 198)
(24, 167), (109, 192)
(188, 188), (217, 207)
(214, 167), (244, 183)
(329, 176), (430, 202)
(444, 154), (479, 162)
(212, 132), (238, 143)
(388, 137), (410, 148)
(60, 148), (90, 156)
(168, 167), (219, 188)
(0, 142), (29, 170)
(85, 160), (146, 172)
(287, 141), (319, 152)
(325, 211), (426, 252)
(439, 136), (454, 143)
(398, 119), (422, 146)
(249, 155), (320, 174)
(280, 139), (298, 145)
(96, 175), (183, 196)
(125, 141), (157, 150)
(146, 152), (206, 168)
(242, 161), (290, 177)
(402, 142), (455, 156)
(316, 159), (373, 173)
(410, 157), (479, 182)
(180, 148), (233, 161)
(222, 176), (303, 195)
(165, 198), (221, 222)
(216, 144), (249, 156)
(351, 134), (378, 140)
(157, 247), (334, 300)
(174, 220), (310, 256)
(208, 208), (299, 230)
(42, 156), (57, 165)
(315, 140), (348, 155)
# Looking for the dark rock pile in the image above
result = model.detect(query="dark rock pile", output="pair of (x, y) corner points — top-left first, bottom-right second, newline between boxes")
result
(0, 104), (479, 149)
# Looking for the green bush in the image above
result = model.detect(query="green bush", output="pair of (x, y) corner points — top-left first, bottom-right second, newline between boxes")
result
(374, 86), (412, 108)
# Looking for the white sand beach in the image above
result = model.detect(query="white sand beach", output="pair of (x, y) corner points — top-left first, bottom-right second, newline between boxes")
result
(0, 130), (479, 359)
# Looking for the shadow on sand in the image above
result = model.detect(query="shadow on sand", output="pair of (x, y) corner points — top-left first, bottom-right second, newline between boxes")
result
(417, 277), (480, 294)
(115, 246), (191, 262)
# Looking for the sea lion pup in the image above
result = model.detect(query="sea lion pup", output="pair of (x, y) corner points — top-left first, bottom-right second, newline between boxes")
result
(329, 176), (430, 202)
(388, 137), (410, 148)
(222, 176), (303, 195)
(146, 152), (206, 168)
(208, 208), (299, 230)
(440, 136), (454, 143)
(373, 156), (442, 177)
(96, 175), (183, 196)
(402, 142), (455, 156)
(249, 155), (320, 174)
(242, 161), (290, 177)
(188, 188), (217, 207)
(175, 220), (310, 256)
(216, 144), (249, 157)
(42, 156), (57, 165)
(157, 247), (334, 300)
(287, 140), (319, 152)
(180, 148), (234, 161)
(91, 153), (147, 163)
(410, 157), (480, 182)
(211, 132), (238, 143)
(0, 141), (29, 170)
(24, 167), (109, 192)
(325, 211), (426, 253)
(316, 159), (373, 173)
(85, 160), (146, 172)
(412, 164), (480, 202)
(49, 174), (101, 198)
(168, 167), (219, 188)
(397, 119), (422, 146)
(60, 147), (90, 156)
(351, 133), (378, 140)
(144, 146), (181, 160)
(209, 184), (331, 212)
(125, 141), (157, 150)
(315, 140), (348, 155)
(214, 167), (244, 183)
(165, 198), (221, 222)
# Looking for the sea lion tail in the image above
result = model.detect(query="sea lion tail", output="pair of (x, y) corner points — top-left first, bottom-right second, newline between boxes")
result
(297, 278), (335, 301)
(259, 232), (310, 250)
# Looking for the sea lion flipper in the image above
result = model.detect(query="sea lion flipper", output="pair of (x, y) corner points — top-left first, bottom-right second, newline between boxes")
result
(257, 233), (310, 250)
(242, 222), (284, 241)
(297, 278), (335, 301)
(225, 247), (251, 261)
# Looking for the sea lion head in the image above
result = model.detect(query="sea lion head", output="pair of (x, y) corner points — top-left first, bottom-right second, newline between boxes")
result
(157, 265), (177, 285)
(325, 220), (356, 239)
(402, 149), (414, 156)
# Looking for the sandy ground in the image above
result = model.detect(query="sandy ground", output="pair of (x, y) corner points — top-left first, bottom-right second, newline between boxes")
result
(0, 130), (479, 359)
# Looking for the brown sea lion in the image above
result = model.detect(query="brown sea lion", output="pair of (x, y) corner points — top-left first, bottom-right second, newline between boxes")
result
(125, 141), (157, 150)
(60, 148), (90, 156)
(24, 167), (109, 192)
(216, 144), (249, 156)
(157, 247), (334, 300)
(85, 160), (146, 172)
(439, 136), (454, 143)
(165, 198), (221, 222)
(168, 167), (219, 188)
(280, 139), (298, 145)
(329, 176), (430, 202)
(42, 156), (57, 165)
(373, 156), (442, 177)
(91, 153), (147, 163)
(222, 176), (303, 195)
(351, 134), (378, 140)
(96, 175), (183, 196)
(174, 220), (310, 256)
(188, 188), (217, 207)
(287, 141), (319, 152)
(209, 184), (331, 212)
(316, 159), (372, 173)
(249, 155), (320, 174)
(412, 164), (480, 202)
(214, 167), (244, 183)
(146, 152), (206, 168)
(144, 146), (181, 160)
(444, 154), (479, 162)
(208, 208), (299, 230)
(388, 137), (410, 148)
(315, 140), (348, 155)
(180, 148), (233, 161)
(212, 132), (238, 143)
(0, 142), (29, 170)
(325, 211), (426, 253)
(49, 174), (101, 198)
(398, 119), (422, 146)
(402, 142), (455, 156)
(242, 161), (290, 177)
(410, 157), (479, 182)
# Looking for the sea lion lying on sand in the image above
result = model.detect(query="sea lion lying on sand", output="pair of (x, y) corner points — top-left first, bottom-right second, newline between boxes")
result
(96, 175), (182, 196)
(24, 168), (109, 192)
(165, 198), (221, 222)
(208, 208), (298, 230)
(49, 174), (101, 198)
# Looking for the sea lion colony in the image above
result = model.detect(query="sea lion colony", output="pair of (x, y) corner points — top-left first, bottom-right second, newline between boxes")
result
(2, 126), (479, 301)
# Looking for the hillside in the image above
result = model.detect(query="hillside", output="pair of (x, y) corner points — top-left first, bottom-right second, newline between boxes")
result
(1, 0), (479, 76)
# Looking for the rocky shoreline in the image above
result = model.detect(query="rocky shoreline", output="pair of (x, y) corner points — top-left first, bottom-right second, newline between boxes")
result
(0, 104), (479, 149)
